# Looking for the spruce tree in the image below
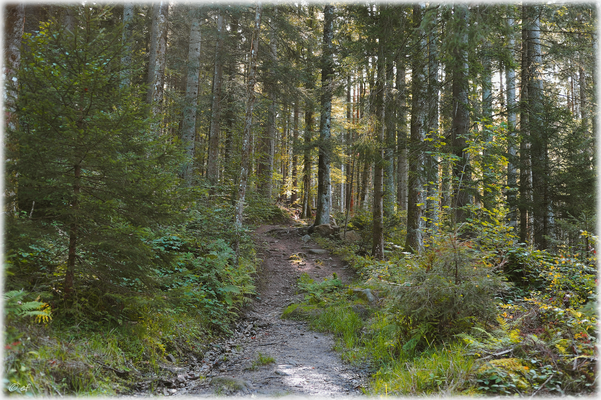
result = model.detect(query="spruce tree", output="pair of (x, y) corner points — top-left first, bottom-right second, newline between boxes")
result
(7, 6), (182, 302)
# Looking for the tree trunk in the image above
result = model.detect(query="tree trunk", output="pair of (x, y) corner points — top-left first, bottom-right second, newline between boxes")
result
(450, 4), (470, 225)
(120, 3), (134, 88)
(4, 3), (25, 214)
(396, 61), (408, 213)
(207, 8), (225, 187)
(519, 5), (533, 243)
(257, 13), (277, 199)
(426, 5), (440, 229)
(314, 4), (334, 227)
(181, 7), (202, 186)
(381, 8), (395, 220)
(234, 2), (262, 232)
(506, 14), (518, 229)
(371, 6), (387, 259)
(290, 102), (300, 204)
(405, 3), (427, 254)
(481, 36), (494, 211)
(147, 1), (169, 122)
(526, 5), (549, 249)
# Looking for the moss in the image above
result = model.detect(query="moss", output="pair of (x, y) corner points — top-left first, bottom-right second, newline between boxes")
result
(281, 303), (320, 320)
(478, 358), (531, 391)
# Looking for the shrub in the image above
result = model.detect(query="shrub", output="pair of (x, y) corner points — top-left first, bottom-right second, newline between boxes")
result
(381, 234), (509, 348)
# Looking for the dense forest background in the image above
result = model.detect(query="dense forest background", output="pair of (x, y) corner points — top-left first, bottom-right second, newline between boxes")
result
(3, 2), (597, 396)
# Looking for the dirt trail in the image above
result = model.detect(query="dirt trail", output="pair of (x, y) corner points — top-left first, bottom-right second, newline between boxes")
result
(174, 223), (369, 397)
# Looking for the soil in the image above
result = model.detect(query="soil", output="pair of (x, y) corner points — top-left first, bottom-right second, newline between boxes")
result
(148, 222), (370, 397)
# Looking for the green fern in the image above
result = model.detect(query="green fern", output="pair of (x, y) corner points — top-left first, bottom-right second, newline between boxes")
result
(4, 290), (52, 323)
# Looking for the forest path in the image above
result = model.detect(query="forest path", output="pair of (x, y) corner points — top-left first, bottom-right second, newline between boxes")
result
(180, 222), (369, 397)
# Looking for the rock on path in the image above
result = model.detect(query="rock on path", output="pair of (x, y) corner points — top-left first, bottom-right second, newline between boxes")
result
(173, 223), (368, 397)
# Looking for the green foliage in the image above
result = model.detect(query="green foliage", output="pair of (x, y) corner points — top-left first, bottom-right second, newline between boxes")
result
(370, 342), (476, 396)
(243, 191), (290, 225)
(347, 209), (407, 250)
(7, 6), (185, 314)
(4, 290), (52, 324)
(249, 352), (275, 370)
(380, 234), (509, 347)
(296, 272), (344, 304)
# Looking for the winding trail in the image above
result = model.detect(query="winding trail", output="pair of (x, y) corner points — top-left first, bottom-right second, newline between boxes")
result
(180, 223), (369, 397)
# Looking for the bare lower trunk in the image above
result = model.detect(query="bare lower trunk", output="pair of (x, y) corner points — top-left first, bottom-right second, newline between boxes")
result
(405, 3), (427, 254)
(147, 1), (169, 123)
(207, 9), (224, 186)
(235, 2), (262, 233)
(314, 5), (334, 227)
(181, 7), (202, 186)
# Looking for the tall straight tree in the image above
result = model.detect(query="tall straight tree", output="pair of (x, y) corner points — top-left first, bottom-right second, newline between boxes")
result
(180, 6), (202, 186)
(506, 11), (518, 229)
(425, 4), (440, 228)
(314, 4), (335, 226)
(235, 2), (262, 233)
(301, 6), (316, 219)
(120, 3), (134, 88)
(372, 5), (387, 259)
(257, 11), (278, 199)
(396, 55), (408, 213)
(207, 8), (225, 186)
(383, 6), (396, 219)
(4, 3), (25, 214)
(450, 3), (471, 225)
(147, 1), (169, 119)
(525, 5), (550, 249)
(405, 3), (427, 253)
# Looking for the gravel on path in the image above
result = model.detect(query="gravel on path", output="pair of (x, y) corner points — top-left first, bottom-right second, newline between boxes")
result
(169, 223), (370, 397)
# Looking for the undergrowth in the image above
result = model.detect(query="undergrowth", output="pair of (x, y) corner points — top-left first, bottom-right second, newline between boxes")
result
(3, 186), (273, 396)
(287, 219), (597, 396)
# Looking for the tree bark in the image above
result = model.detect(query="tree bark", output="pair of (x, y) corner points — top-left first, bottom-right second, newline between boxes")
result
(120, 3), (134, 88)
(290, 102), (300, 204)
(426, 5), (440, 229)
(4, 3), (25, 214)
(234, 2), (262, 231)
(181, 6), (202, 186)
(258, 12), (278, 199)
(314, 4), (334, 227)
(506, 14), (518, 229)
(405, 3), (427, 253)
(207, 8), (225, 187)
(450, 4), (470, 225)
(526, 5), (549, 249)
(147, 1), (169, 120)
(396, 61), (408, 213)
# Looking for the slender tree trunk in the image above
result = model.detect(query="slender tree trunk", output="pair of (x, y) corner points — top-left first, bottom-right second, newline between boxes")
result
(235, 2), (262, 233)
(223, 17), (239, 185)
(382, 9), (396, 220)
(301, 108), (314, 219)
(396, 61), (408, 213)
(526, 5), (549, 249)
(4, 3), (25, 214)
(405, 3), (427, 253)
(450, 4), (470, 225)
(426, 5), (440, 229)
(519, 5), (533, 243)
(314, 4), (334, 226)
(180, 7), (202, 186)
(207, 8), (225, 187)
(372, 6), (386, 259)
(506, 14), (518, 229)
(147, 1), (169, 122)
(481, 38), (494, 210)
(120, 3), (134, 88)
(291, 102), (300, 204)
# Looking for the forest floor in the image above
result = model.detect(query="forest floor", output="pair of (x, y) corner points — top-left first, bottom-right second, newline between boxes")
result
(150, 222), (370, 397)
